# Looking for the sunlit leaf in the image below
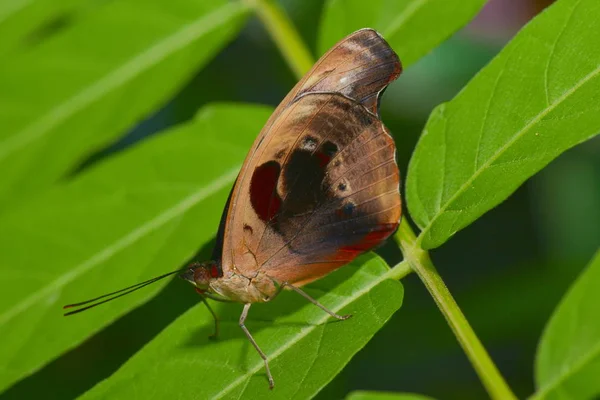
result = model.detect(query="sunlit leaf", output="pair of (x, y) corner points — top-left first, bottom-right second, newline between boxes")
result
(0, 104), (271, 392)
(0, 0), (248, 209)
(318, 0), (486, 67)
(406, 0), (600, 249)
(533, 249), (600, 400)
(82, 254), (403, 399)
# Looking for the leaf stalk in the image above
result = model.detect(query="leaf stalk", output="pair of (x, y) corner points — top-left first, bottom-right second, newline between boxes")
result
(395, 219), (517, 400)
(244, 0), (314, 78)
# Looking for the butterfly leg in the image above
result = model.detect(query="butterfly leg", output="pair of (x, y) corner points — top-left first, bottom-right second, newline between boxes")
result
(198, 294), (219, 340)
(284, 283), (352, 320)
(239, 303), (275, 389)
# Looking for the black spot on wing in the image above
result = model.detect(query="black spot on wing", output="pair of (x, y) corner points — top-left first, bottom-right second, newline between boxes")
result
(281, 148), (329, 216)
(322, 141), (338, 156)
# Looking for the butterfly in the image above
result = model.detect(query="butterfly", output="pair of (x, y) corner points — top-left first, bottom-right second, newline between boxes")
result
(64, 28), (402, 389)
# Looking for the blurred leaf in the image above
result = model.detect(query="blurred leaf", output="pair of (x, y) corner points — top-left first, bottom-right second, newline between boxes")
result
(82, 254), (403, 399)
(532, 146), (600, 262)
(406, 0), (600, 249)
(533, 249), (600, 400)
(0, 0), (248, 209)
(0, 0), (80, 56)
(347, 390), (435, 400)
(317, 0), (486, 67)
(0, 104), (272, 393)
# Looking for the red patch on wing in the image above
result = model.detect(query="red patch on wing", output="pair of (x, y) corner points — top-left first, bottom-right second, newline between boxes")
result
(315, 151), (331, 168)
(210, 265), (220, 278)
(316, 141), (338, 168)
(335, 224), (397, 259)
(250, 161), (282, 222)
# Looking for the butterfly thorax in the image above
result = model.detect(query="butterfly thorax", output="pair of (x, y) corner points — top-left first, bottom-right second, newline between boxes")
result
(181, 261), (280, 303)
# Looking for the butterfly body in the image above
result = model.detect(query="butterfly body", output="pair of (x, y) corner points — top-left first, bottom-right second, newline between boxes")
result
(182, 261), (279, 304)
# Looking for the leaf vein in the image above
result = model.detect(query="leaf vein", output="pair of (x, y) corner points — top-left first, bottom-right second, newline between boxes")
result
(543, 0), (579, 106)
(382, 0), (428, 37)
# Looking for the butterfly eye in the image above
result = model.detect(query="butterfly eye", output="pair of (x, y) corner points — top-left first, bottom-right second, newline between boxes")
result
(186, 266), (211, 288)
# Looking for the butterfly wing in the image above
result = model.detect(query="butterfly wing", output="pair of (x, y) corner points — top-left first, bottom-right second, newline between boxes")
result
(217, 29), (401, 284)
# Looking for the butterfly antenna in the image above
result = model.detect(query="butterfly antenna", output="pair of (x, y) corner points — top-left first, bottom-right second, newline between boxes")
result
(63, 268), (187, 316)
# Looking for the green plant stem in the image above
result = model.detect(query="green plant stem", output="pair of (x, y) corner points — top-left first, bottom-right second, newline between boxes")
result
(244, 0), (314, 78)
(251, 3), (516, 398)
(395, 219), (517, 400)
(388, 260), (412, 280)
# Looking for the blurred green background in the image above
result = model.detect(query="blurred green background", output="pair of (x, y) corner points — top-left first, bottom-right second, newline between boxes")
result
(2, 0), (599, 399)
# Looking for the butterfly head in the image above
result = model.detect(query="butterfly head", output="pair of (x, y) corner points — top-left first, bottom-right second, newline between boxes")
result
(180, 261), (222, 291)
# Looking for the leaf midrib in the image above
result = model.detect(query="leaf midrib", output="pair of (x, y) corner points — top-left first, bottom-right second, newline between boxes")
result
(0, 2), (245, 162)
(213, 264), (398, 399)
(0, 166), (240, 327)
(417, 62), (600, 246)
(382, 0), (428, 38)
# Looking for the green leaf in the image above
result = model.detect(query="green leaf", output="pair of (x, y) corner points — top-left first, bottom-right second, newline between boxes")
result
(317, 0), (486, 67)
(0, 0), (80, 56)
(81, 254), (403, 399)
(0, 104), (272, 392)
(533, 249), (600, 400)
(0, 0), (248, 209)
(347, 391), (435, 400)
(406, 0), (600, 249)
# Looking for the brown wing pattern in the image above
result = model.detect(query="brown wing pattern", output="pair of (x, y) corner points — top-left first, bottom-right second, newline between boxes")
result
(293, 29), (401, 115)
(218, 29), (401, 284)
